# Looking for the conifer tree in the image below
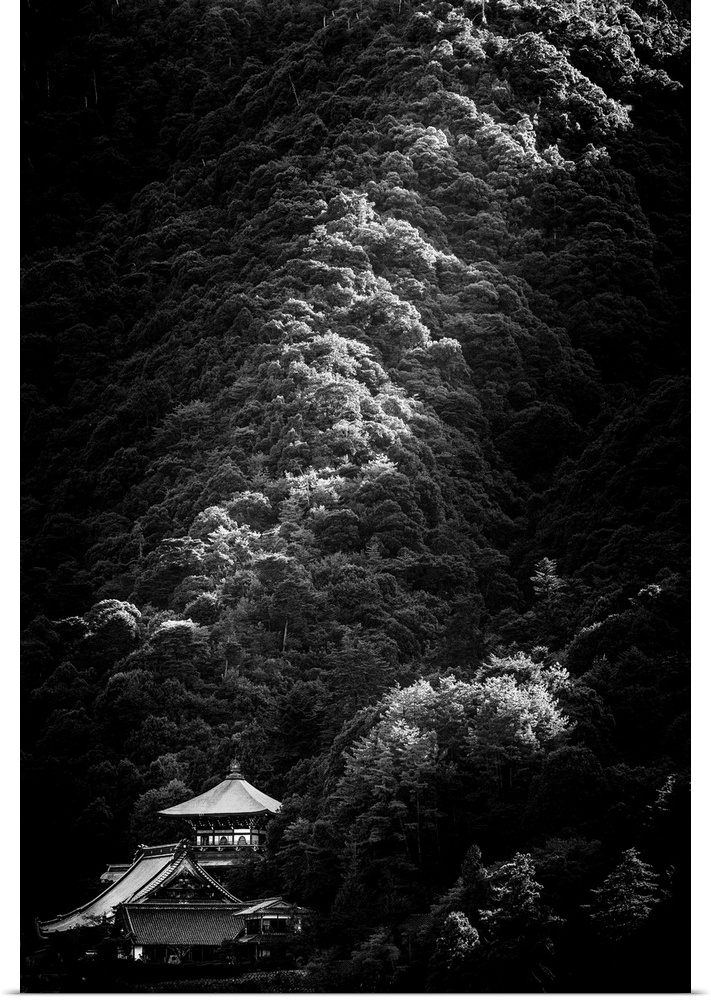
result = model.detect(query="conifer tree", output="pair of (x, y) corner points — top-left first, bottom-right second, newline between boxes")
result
(587, 847), (661, 942)
(476, 853), (561, 991)
(531, 557), (566, 603)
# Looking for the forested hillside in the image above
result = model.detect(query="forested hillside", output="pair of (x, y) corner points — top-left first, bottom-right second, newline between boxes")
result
(22, 0), (689, 990)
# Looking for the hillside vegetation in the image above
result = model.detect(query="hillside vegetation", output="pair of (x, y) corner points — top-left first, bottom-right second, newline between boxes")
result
(22, 0), (689, 990)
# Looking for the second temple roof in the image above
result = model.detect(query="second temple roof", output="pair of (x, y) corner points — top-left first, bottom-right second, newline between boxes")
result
(157, 768), (281, 819)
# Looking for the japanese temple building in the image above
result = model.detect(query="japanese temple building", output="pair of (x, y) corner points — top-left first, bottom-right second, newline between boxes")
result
(158, 764), (281, 868)
(36, 842), (244, 951)
(35, 768), (308, 967)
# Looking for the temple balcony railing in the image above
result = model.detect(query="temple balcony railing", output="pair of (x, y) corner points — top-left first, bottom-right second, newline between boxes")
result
(193, 843), (262, 853)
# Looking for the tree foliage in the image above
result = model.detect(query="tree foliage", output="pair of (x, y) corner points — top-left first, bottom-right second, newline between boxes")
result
(21, 0), (688, 987)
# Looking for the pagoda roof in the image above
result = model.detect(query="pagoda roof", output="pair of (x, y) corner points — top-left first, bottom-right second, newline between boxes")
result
(36, 844), (241, 937)
(158, 769), (281, 819)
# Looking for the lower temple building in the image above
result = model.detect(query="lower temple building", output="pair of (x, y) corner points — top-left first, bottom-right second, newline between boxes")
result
(115, 891), (307, 966)
(35, 768), (309, 967)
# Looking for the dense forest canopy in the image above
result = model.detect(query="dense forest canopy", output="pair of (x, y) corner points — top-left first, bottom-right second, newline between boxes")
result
(22, 0), (689, 990)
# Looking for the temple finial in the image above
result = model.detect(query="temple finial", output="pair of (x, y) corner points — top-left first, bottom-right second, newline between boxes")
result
(228, 758), (244, 779)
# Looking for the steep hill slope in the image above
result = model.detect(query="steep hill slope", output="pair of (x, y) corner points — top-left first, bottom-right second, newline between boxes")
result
(22, 0), (689, 989)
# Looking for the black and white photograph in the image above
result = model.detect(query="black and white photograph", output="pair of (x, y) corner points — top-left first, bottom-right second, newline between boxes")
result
(20, 0), (691, 991)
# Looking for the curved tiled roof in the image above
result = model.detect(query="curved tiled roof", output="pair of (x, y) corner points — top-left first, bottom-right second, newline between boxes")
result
(131, 849), (241, 904)
(122, 905), (246, 946)
(36, 845), (242, 936)
(158, 770), (281, 818)
(36, 850), (175, 936)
